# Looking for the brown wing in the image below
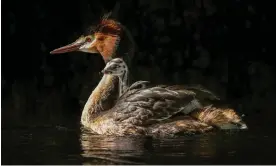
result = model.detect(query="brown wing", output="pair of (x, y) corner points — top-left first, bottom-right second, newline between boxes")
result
(164, 84), (220, 100)
(111, 82), (201, 126)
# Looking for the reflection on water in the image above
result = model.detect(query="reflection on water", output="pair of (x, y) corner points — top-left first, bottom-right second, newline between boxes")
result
(80, 133), (151, 164)
(2, 124), (276, 164)
(80, 129), (276, 165)
(79, 134), (220, 165)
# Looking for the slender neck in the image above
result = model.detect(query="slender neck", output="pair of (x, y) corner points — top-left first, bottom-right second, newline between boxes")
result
(118, 69), (128, 96)
(81, 74), (118, 126)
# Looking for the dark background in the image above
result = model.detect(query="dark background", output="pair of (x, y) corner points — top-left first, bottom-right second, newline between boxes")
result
(2, 0), (274, 129)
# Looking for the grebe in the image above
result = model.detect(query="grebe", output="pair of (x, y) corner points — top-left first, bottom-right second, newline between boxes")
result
(102, 58), (247, 131)
(50, 18), (247, 136)
(87, 57), (215, 135)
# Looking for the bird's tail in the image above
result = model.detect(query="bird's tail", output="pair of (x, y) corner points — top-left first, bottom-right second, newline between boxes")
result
(190, 106), (248, 130)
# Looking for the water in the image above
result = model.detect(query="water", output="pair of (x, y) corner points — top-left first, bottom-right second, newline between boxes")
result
(2, 122), (276, 164)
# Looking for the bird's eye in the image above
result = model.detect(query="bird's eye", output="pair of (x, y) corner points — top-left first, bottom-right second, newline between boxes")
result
(86, 37), (92, 42)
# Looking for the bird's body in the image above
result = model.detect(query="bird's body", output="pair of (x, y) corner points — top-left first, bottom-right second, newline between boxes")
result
(50, 17), (247, 136)
(80, 81), (215, 136)
(78, 58), (245, 136)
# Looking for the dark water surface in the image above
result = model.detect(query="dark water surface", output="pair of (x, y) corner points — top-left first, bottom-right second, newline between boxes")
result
(2, 121), (276, 165)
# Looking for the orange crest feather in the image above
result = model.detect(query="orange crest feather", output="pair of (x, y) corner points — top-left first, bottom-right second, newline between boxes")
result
(94, 17), (122, 36)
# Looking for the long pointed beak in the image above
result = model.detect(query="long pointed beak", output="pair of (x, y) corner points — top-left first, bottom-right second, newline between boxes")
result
(50, 42), (84, 54)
